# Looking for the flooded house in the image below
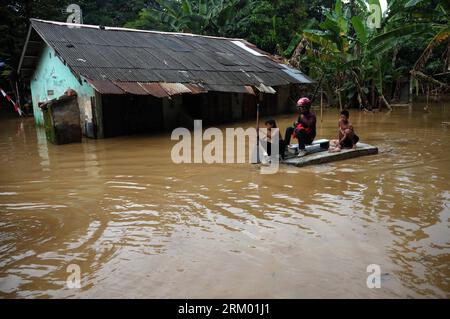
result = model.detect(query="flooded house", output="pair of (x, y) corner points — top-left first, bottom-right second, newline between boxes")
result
(18, 19), (313, 138)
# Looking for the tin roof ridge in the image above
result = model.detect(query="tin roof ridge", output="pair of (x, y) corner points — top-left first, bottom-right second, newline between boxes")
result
(30, 18), (246, 42)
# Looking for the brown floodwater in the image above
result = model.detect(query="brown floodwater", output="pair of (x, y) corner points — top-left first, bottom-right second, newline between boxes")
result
(0, 102), (449, 298)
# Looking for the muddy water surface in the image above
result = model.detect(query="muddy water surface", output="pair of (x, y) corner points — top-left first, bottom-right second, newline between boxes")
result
(0, 103), (449, 298)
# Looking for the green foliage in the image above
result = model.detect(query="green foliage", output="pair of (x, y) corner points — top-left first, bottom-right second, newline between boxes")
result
(289, 0), (449, 108)
(0, 0), (447, 108)
(124, 0), (330, 54)
(405, 0), (424, 8)
(76, 0), (149, 27)
(0, 0), (68, 87)
(125, 0), (246, 36)
(226, 0), (330, 54)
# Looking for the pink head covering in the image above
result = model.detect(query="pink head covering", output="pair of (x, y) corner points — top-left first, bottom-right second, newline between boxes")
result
(297, 97), (311, 107)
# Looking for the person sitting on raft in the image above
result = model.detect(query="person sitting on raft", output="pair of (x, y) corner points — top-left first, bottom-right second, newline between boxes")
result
(329, 110), (359, 152)
(262, 119), (285, 160)
(284, 97), (317, 157)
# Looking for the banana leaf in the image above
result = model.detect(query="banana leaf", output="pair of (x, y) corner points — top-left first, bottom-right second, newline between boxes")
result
(284, 33), (303, 57)
(368, 23), (431, 48)
(405, 0), (424, 8)
(303, 30), (340, 53)
(351, 16), (367, 44)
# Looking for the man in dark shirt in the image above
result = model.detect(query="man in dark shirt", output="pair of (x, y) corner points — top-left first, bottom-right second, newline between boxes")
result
(284, 97), (317, 157)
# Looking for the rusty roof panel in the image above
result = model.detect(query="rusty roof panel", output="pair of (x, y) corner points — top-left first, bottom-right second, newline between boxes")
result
(255, 83), (277, 94)
(113, 82), (149, 95)
(138, 82), (169, 98)
(244, 86), (256, 95)
(159, 83), (192, 96)
(185, 84), (208, 94)
(88, 80), (125, 94)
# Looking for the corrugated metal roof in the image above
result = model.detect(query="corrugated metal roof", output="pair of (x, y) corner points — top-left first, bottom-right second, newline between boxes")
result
(244, 86), (256, 95)
(138, 83), (169, 98)
(280, 64), (315, 84)
(88, 80), (124, 94)
(185, 84), (207, 94)
(23, 19), (314, 94)
(204, 85), (250, 94)
(113, 82), (149, 95)
(255, 83), (277, 94)
(159, 83), (191, 96)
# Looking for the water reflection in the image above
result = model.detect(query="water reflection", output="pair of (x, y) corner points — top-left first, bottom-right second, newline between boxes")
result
(0, 103), (449, 298)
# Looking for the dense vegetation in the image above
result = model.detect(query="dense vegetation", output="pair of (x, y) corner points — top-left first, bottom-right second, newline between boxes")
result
(0, 0), (448, 109)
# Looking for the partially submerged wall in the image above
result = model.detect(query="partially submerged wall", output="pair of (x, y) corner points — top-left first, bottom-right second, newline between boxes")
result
(30, 46), (95, 136)
(40, 94), (82, 145)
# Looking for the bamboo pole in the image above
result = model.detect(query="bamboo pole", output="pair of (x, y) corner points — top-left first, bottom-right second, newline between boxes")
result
(320, 87), (323, 123)
(255, 92), (263, 164)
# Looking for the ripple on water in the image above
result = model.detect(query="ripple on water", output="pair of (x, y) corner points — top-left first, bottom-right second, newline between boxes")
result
(1, 106), (450, 298)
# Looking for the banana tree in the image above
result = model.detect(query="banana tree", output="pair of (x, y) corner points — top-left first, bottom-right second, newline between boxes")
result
(378, 0), (450, 97)
(288, 0), (448, 109)
(409, 2), (450, 90)
(297, 0), (381, 109)
(126, 0), (245, 35)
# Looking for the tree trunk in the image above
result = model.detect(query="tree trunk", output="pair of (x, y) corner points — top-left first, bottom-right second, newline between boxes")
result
(380, 94), (392, 111)
(338, 89), (343, 111)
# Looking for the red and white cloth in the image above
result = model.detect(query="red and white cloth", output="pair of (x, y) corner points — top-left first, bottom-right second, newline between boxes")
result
(0, 87), (24, 116)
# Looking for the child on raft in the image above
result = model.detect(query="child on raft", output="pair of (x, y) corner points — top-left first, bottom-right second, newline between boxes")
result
(262, 119), (285, 160)
(329, 110), (359, 152)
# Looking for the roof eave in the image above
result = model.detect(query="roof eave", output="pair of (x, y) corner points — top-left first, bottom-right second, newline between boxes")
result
(17, 23), (34, 75)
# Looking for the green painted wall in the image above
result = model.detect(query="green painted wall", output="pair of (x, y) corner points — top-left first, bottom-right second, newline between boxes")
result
(30, 45), (95, 126)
